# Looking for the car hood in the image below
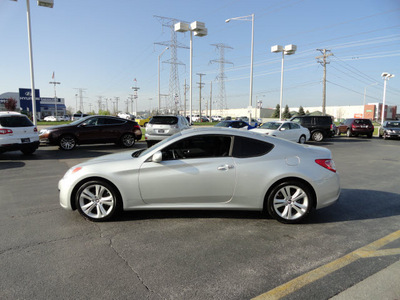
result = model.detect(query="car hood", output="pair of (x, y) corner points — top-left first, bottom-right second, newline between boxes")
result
(78, 150), (140, 167)
(44, 124), (75, 131)
(251, 128), (276, 134)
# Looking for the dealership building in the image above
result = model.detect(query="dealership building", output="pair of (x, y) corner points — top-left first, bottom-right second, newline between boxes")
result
(0, 88), (66, 119)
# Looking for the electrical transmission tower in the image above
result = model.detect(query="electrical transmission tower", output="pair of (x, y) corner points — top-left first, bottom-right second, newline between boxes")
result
(210, 43), (233, 112)
(154, 15), (189, 114)
(316, 49), (333, 115)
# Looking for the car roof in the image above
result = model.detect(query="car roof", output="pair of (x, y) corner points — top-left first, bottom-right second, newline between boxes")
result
(0, 111), (22, 116)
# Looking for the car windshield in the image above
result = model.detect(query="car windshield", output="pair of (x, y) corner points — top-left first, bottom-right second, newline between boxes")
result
(138, 133), (180, 157)
(69, 116), (92, 126)
(150, 116), (178, 125)
(260, 122), (281, 130)
(215, 121), (231, 127)
(387, 122), (400, 127)
(0, 115), (33, 127)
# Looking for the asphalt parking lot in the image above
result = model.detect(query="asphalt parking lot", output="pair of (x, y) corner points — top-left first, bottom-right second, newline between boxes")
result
(0, 136), (399, 299)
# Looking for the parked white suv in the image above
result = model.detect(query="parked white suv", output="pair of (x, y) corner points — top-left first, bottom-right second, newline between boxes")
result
(145, 115), (190, 147)
(0, 111), (40, 155)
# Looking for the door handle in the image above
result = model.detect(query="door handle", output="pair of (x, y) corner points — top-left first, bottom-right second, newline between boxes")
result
(217, 164), (234, 171)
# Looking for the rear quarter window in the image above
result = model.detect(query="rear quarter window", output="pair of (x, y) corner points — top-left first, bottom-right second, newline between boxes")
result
(232, 136), (274, 158)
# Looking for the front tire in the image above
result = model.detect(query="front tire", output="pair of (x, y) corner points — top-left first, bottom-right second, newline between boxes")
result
(120, 133), (135, 148)
(75, 180), (121, 221)
(311, 131), (324, 142)
(59, 135), (76, 150)
(266, 181), (314, 224)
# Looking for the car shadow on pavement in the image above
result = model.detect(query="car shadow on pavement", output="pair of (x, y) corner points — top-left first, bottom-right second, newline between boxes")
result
(307, 188), (400, 224)
(0, 161), (25, 170)
(116, 210), (269, 222)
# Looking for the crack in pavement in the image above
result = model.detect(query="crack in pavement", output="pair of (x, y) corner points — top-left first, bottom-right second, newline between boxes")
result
(90, 221), (166, 300)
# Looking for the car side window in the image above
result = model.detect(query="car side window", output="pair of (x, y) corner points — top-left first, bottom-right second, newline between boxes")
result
(281, 123), (290, 130)
(104, 118), (125, 125)
(290, 123), (300, 129)
(161, 135), (232, 160)
(85, 118), (99, 126)
(232, 136), (274, 158)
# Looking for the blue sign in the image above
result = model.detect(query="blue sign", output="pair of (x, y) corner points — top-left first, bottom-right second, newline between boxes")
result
(19, 88), (41, 112)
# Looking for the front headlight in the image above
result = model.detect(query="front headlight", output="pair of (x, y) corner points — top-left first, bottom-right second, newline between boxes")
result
(39, 129), (52, 135)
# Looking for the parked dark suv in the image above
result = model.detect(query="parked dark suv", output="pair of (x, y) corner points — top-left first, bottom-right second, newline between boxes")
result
(290, 115), (334, 142)
(337, 118), (374, 138)
(39, 115), (142, 150)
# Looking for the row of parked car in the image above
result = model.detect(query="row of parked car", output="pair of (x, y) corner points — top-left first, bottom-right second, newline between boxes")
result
(1, 111), (399, 155)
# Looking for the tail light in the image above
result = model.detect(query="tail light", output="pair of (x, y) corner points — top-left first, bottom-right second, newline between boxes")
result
(315, 159), (337, 173)
(34, 127), (37, 132)
(0, 129), (13, 134)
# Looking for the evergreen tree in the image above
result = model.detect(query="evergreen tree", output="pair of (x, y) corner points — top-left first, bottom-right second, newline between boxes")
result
(298, 106), (305, 115)
(282, 105), (291, 119)
(272, 104), (280, 118)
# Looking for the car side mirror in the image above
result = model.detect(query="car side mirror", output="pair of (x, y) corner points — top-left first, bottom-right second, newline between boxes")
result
(152, 151), (162, 163)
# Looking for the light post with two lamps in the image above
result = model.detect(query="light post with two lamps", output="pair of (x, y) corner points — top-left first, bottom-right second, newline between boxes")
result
(381, 72), (395, 124)
(174, 21), (208, 124)
(271, 44), (297, 120)
(10, 0), (54, 125)
(225, 14), (254, 121)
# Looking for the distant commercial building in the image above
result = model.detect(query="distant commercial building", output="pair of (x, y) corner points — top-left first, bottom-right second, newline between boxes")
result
(0, 88), (66, 119)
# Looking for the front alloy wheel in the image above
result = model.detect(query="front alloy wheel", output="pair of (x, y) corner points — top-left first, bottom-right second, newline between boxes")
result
(76, 180), (121, 221)
(59, 135), (76, 150)
(267, 181), (314, 224)
(298, 135), (307, 144)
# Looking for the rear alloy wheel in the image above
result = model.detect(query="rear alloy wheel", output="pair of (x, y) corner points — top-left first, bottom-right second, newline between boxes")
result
(59, 135), (76, 150)
(267, 181), (314, 224)
(298, 135), (307, 144)
(311, 131), (324, 142)
(346, 129), (352, 137)
(75, 180), (121, 221)
(120, 133), (135, 148)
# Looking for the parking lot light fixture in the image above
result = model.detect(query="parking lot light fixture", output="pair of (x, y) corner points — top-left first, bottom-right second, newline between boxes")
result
(174, 21), (208, 124)
(381, 72), (395, 124)
(10, 0), (54, 125)
(225, 14), (254, 121)
(271, 44), (297, 120)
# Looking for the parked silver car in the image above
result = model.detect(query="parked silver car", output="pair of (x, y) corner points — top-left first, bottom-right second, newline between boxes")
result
(58, 128), (340, 224)
(145, 115), (190, 147)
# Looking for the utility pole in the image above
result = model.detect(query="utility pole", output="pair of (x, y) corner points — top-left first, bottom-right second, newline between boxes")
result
(74, 88), (87, 113)
(316, 49), (333, 115)
(97, 96), (103, 113)
(114, 97), (120, 114)
(209, 81), (213, 118)
(197, 73), (205, 119)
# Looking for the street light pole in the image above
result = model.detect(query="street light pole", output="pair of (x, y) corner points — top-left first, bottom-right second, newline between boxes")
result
(381, 72), (395, 124)
(49, 80), (60, 118)
(271, 44), (297, 120)
(158, 47), (169, 114)
(225, 14), (255, 121)
(11, 0), (54, 125)
(174, 21), (208, 124)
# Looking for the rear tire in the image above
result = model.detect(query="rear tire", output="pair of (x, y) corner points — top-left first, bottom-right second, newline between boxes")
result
(120, 133), (135, 148)
(311, 131), (324, 142)
(298, 135), (307, 144)
(21, 146), (37, 155)
(346, 129), (352, 137)
(266, 180), (314, 224)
